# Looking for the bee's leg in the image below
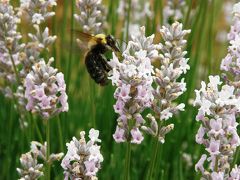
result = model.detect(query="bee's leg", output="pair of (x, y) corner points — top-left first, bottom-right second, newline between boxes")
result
(99, 54), (112, 72)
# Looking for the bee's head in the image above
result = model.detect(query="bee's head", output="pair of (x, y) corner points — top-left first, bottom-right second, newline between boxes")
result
(94, 34), (120, 53)
(106, 35), (120, 53)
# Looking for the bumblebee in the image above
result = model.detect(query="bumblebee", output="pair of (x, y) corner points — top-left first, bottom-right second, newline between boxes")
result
(77, 32), (121, 86)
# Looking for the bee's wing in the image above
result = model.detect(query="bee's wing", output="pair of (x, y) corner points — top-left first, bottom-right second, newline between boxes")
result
(73, 30), (97, 43)
(72, 30), (99, 51)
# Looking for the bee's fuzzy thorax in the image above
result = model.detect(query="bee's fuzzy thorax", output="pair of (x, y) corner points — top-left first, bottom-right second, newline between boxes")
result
(87, 34), (107, 49)
(95, 34), (107, 44)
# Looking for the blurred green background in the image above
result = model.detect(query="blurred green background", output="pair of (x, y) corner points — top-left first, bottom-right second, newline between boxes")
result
(0, 0), (238, 179)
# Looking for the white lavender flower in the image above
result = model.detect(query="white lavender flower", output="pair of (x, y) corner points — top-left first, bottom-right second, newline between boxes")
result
(61, 128), (103, 179)
(108, 26), (157, 144)
(24, 58), (68, 119)
(142, 22), (190, 143)
(194, 75), (240, 179)
(74, 0), (107, 34)
(163, 0), (186, 25)
(28, 25), (57, 51)
(19, 0), (57, 25)
(17, 141), (63, 180)
(220, 2), (240, 97)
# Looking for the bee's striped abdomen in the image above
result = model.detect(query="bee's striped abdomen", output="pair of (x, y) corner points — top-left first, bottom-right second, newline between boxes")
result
(85, 51), (111, 86)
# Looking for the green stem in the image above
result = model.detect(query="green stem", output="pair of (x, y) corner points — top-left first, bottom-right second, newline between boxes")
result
(214, 156), (219, 172)
(31, 114), (43, 143)
(90, 80), (96, 128)
(9, 50), (21, 84)
(159, 0), (163, 26)
(66, 0), (75, 93)
(46, 120), (51, 180)
(147, 137), (160, 180)
(184, 0), (193, 28)
(124, 141), (132, 180)
(6, 102), (14, 180)
(232, 147), (240, 169)
(207, 0), (214, 76)
(51, 5), (57, 68)
(57, 115), (64, 152)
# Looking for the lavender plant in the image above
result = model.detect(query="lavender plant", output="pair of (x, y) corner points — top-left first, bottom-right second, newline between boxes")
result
(194, 75), (240, 179)
(139, 21), (191, 179)
(0, 0), (31, 129)
(74, 0), (107, 34)
(0, 0), (59, 127)
(17, 141), (63, 180)
(61, 128), (103, 179)
(109, 26), (158, 144)
(142, 22), (190, 143)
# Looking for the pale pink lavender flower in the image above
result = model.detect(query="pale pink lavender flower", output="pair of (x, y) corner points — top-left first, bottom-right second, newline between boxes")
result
(194, 76), (240, 179)
(61, 129), (103, 179)
(109, 26), (155, 144)
(195, 154), (207, 174)
(74, 0), (107, 33)
(211, 172), (224, 180)
(229, 165), (240, 180)
(24, 58), (68, 119)
(142, 22), (190, 143)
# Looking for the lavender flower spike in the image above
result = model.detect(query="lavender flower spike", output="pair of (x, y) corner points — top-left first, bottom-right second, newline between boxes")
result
(220, 2), (240, 97)
(17, 152), (44, 180)
(61, 128), (103, 180)
(142, 22), (190, 143)
(0, 0), (25, 95)
(24, 58), (68, 119)
(194, 75), (240, 179)
(75, 0), (107, 33)
(17, 141), (63, 180)
(109, 26), (157, 144)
